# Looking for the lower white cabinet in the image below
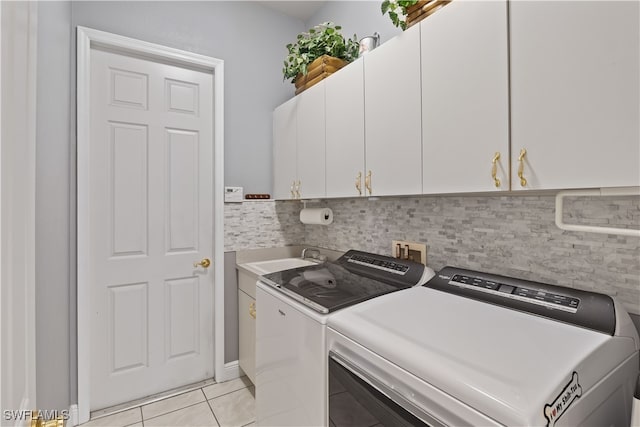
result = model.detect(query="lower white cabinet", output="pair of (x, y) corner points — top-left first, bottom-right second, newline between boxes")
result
(237, 270), (256, 384)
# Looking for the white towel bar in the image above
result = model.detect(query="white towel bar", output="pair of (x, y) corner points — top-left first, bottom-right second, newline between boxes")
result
(555, 187), (640, 237)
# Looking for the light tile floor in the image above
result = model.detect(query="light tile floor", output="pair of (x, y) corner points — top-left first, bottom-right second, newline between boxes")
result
(80, 377), (255, 427)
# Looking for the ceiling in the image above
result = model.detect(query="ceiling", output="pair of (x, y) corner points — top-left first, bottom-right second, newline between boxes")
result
(260, 1), (327, 22)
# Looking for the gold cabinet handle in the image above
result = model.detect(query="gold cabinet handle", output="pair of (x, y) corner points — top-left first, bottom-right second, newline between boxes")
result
(365, 171), (372, 195)
(290, 180), (296, 199)
(491, 152), (501, 188)
(193, 258), (211, 268)
(249, 301), (256, 319)
(295, 180), (301, 199)
(517, 148), (527, 187)
(355, 172), (362, 195)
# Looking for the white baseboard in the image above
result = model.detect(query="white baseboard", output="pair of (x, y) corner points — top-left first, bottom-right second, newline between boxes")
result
(217, 361), (241, 383)
(67, 404), (79, 427)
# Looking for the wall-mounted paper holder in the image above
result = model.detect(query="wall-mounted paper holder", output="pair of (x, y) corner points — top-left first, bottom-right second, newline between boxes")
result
(555, 187), (640, 237)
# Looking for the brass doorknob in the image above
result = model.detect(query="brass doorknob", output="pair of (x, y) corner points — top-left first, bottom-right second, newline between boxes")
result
(193, 258), (211, 268)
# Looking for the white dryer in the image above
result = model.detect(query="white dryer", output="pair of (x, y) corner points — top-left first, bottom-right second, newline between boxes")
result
(327, 266), (640, 426)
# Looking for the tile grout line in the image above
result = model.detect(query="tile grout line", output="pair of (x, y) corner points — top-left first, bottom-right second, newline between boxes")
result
(142, 399), (208, 422)
(203, 383), (252, 402)
(203, 388), (222, 427)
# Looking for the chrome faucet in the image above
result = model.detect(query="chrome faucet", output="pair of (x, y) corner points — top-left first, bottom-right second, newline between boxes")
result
(301, 247), (321, 260)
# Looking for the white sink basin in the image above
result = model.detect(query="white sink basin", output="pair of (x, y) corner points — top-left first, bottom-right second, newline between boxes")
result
(243, 258), (318, 275)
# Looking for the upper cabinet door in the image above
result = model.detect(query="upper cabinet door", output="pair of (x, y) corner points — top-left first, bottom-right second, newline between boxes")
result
(326, 58), (365, 198)
(273, 96), (298, 200)
(364, 25), (423, 197)
(296, 82), (326, 199)
(510, 1), (640, 190)
(421, 0), (509, 194)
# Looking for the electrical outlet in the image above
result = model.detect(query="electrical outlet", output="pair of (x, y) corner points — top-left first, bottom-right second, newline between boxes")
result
(392, 240), (427, 265)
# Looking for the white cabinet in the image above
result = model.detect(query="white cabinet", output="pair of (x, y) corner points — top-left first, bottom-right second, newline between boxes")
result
(237, 270), (256, 384)
(364, 24), (422, 196)
(326, 58), (365, 198)
(273, 97), (298, 199)
(296, 83), (326, 199)
(238, 289), (255, 384)
(510, 1), (640, 190)
(273, 84), (326, 200)
(421, 0), (509, 193)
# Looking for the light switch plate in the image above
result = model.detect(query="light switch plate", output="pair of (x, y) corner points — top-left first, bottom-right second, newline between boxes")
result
(224, 186), (243, 203)
(392, 240), (427, 265)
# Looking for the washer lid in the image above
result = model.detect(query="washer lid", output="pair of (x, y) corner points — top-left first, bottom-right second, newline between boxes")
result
(328, 286), (635, 426)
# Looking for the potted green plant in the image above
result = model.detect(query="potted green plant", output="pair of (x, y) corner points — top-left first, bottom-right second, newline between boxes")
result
(381, 0), (419, 30)
(382, 0), (450, 30)
(283, 22), (359, 94)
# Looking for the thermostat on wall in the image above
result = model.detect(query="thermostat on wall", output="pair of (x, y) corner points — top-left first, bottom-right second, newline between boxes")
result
(224, 186), (243, 203)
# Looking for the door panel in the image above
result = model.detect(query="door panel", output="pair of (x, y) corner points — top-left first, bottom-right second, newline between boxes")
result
(108, 283), (149, 373)
(109, 122), (149, 257)
(90, 48), (214, 410)
(165, 277), (200, 360)
(166, 128), (199, 253)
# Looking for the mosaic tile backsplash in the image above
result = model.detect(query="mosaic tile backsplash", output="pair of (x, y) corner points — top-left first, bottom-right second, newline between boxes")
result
(224, 200), (304, 251)
(224, 196), (640, 314)
(304, 195), (640, 314)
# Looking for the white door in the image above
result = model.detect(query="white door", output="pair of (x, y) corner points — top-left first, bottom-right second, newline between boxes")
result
(89, 47), (214, 410)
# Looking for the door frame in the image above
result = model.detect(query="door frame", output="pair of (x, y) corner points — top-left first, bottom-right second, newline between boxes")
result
(0, 2), (38, 420)
(76, 27), (225, 423)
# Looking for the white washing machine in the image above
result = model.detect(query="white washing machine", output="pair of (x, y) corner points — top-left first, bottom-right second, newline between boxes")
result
(255, 250), (435, 427)
(327, 266), (640, 427)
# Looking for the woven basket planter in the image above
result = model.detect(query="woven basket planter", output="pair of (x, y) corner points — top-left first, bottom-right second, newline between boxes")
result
(294, 55), (348, 95)
(406, 0), (452, 28)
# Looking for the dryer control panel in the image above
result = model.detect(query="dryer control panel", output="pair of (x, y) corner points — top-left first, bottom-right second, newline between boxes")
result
(450, 273), (581, 313)
(426, 266), (616, 335)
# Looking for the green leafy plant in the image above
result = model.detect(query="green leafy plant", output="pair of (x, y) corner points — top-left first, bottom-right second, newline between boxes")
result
(381, 0), (419, 30)
(283, 22), (359, 83)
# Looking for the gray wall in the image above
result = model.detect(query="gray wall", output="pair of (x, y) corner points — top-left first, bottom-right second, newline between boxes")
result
(305, 1), (402, 46)
(36, 1), (72, 411)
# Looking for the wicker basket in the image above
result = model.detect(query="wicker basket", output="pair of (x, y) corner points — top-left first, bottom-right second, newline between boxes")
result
(294, 55), (348, 95)
(406, 0), (452, 28)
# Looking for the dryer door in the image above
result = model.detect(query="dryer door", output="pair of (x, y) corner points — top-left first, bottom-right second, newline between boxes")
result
(329, 352), (437, 427)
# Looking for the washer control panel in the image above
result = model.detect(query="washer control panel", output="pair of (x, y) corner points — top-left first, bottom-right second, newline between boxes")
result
(348, 253), (410, 275)
(450, 274), (580, 313)
(339, 250), (425, 289)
